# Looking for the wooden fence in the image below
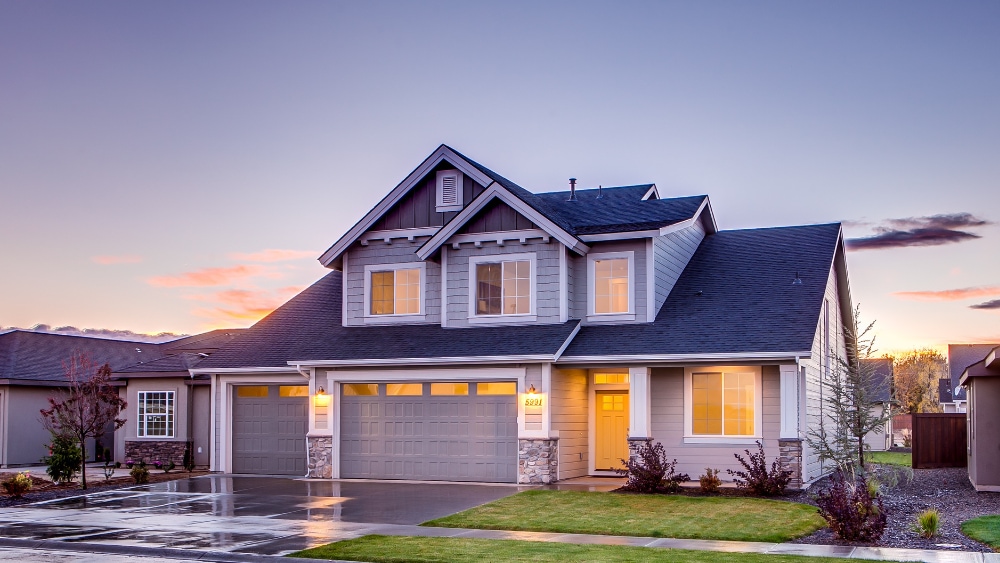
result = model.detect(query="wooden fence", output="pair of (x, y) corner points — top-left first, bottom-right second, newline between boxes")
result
(912, 413), (967, 469)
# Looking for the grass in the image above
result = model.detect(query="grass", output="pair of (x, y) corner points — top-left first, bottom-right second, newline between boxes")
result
(865, 451), (912, 467)
(421, 490), (825, 543)
(289, 535), (862, 563)
(960, 515), (1000, 549)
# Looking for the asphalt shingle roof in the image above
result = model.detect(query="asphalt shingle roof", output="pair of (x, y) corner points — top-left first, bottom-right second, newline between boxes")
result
(449, 146), (704, 236)
(0, 331), (167, 383)
(863, 358), (894, 403)
(561, 223), (842, 358)
(948, 343), (999, 399)
(196, 272), (580, 369)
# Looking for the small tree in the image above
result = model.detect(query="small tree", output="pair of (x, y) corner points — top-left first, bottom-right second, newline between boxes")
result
(40, 353), (127, 489)
(806, 306), (895, 472)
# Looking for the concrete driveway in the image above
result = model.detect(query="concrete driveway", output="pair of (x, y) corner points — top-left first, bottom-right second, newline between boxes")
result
(0, 475), (524, 556)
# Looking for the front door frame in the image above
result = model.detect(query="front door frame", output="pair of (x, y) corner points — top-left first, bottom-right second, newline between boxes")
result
(588, 369), (630, 476)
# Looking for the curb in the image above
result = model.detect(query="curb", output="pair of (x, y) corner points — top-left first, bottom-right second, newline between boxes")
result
(0, 537), (352, 563)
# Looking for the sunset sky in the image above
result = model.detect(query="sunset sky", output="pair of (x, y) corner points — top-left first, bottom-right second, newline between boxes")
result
(2, 1), (998, 353)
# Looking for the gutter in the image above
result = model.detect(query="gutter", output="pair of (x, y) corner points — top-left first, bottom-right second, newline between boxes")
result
(290, 354), (556, 369)
(556, 351), (811, 365)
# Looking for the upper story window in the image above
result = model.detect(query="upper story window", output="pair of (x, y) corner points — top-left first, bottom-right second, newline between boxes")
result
(364, 263), (425, 319)
(137, 391), (174, 438)
(435, 169), (463, 212)
(587, 251), (634, 321)
(468, 252), (536, 323)
(684, 367), (762, 443)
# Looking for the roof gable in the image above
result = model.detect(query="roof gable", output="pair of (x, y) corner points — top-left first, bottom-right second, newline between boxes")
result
(459, 198), (538, 234)
(318, 145), (496, 269)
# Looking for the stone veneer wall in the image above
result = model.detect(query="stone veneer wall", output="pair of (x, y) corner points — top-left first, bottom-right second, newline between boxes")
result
(518, 438), (558, 484)
(125, 441), (189, 465)
(778, 438), (803, 490)
(307, 436), (333, 478)
(627, 437), (652, 462)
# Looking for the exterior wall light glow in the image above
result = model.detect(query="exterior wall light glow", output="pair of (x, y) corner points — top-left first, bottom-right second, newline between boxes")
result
(527, 384), (536, 395)
(314, 386), (330, 407)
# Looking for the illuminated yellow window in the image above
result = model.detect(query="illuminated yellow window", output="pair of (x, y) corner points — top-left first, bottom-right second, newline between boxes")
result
(279, 386), (309, 397)
(236, 386), (268, 398)
(692, 372), (755, 436)
(594, 258), (629, 314)
(477, 382), (516, 395)
(343, 383), (379, 396)
(601, 394), (625, 411)
(370, 268), (420, 315)
(386, 383), (423, 396)
(594, 372), (629, 385)
(430, 382), (469, 395)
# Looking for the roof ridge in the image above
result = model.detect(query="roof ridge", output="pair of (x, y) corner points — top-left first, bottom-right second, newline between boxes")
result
(716, 222), (842, 234)
(2, 329), (160, 345)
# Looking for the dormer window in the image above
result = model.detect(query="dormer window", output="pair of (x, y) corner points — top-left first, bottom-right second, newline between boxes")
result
(587, 251), (635, 322)
(436, 169), (463, 212)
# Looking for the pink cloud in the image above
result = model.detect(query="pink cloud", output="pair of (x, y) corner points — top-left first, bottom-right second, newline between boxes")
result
(147, 265), (270, 288)
(228, 249), (317, 262)
(893, 285), (1000, 302)
(91, 254), (143, 265)
(189, 286), (303, 325)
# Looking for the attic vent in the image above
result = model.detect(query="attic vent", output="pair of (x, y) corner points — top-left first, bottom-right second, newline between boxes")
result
(436, 169), (463, 212)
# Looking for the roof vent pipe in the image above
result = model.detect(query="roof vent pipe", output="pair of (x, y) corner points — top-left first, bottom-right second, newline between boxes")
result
(568, 178), (577, 201)
(597, 184), (603, 199)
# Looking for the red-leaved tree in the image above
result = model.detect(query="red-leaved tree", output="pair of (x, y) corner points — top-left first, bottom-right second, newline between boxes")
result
(40, 353), (127, 489)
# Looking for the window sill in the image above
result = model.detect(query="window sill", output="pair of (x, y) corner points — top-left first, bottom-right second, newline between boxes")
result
(683, 436), (762, 445)
(467, 314), (537, 325)
(363, 314), (427, 325)
(436, 204), (463, 213)
(586, 313), (636, 323)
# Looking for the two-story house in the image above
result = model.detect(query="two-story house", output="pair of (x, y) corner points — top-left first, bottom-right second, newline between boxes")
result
(183, 145), (852, 488)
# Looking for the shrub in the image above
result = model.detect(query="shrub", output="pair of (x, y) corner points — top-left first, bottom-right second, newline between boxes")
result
(699, 468), (721, 493)
(2, 471), (33, 498)
(727, 440), (792, 496)
(153, 460), (163, 470)
(183, 444), (195, 472)
(125, 458), (134, 469)
(815, 469), (887, 542)
(42, 434), (82, 484)
(102, 461), (116, 481)
(913, 508), (939, 538)
(130, 461), (150, 484)
(615, 440), (690, 493)
(163, 460), (175, 473)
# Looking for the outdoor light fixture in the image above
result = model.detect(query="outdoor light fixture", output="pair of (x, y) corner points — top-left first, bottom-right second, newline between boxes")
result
(527, 384), (536, 395)
(314, 386), (330, 407)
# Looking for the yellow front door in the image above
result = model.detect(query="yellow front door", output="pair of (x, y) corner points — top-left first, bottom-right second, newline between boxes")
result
(595, 392), (629, 471)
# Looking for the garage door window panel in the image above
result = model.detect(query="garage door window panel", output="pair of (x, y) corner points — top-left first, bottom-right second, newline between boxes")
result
(137, 391), (174, 438)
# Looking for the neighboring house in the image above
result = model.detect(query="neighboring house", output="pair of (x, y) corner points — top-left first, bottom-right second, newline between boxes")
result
(111, 329), (243, 468)
(0, 331), (160, 467)
(183, 145), (853, 488)
(944, 344), (1000, 413)
(0, 329), (240, 469)
(862, 358), (893, 452)
(958, 345), (1000, 491)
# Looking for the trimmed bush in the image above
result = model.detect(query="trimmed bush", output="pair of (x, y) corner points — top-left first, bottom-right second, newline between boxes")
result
(699, 468), (721, 493)
(43, 434), (82, 484)
(727, 441), (792, 496)
(615, 440), (690, 493)
(2, 471), (33, 498)
(815, 469), (887, 542)
(130, 461), (150, 484)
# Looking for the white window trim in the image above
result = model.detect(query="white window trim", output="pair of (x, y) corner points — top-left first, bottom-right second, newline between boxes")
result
(136, 390), (175, 438)
(467, 252), (537, 325)
(435, 169), (464, 212)
(683, 366), (763, 444)
(587, 250), (635, 322)
(363, 262), (427, 324)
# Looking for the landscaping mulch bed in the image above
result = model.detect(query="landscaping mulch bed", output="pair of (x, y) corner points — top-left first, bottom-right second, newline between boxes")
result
(0, 470), (210, 509)
(788, 465), (1000, 552)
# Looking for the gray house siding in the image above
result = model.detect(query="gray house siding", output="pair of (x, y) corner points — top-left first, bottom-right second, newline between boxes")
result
(551, 367), (589, 479)
(445, 240), (563, 327)
(372, 170), (486, 230)
(649, 366), (781, 479)
(344, 240), (441, 326)
(652, 220), (706, 317)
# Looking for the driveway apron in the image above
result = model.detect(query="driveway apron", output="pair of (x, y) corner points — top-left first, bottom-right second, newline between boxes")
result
(0, 475), (524, 556)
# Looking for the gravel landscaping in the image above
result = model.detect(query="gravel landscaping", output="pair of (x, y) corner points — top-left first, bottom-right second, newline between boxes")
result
(789, 465), (1000, 552)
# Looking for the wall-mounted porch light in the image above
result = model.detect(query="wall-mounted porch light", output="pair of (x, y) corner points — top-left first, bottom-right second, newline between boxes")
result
(314, 386), (330, 408)
(524, 384), (542, 407)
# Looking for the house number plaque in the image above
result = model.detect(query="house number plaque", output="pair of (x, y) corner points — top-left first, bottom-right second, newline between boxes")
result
(524, 396), (542, 407)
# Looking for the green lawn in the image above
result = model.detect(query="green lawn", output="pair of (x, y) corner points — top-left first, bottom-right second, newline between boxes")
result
(865, 451), (912, 467)
(961, 515), (1000, 549)
(421, 490), (824, 543)
(289, 535), (857, 563)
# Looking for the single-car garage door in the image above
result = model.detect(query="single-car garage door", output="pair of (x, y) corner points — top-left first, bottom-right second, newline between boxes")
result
(232, 385), (308, 475)
(340, 381), (518, 482)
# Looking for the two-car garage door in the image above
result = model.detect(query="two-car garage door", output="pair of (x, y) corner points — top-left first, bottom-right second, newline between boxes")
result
(340, 381), (518, 483)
